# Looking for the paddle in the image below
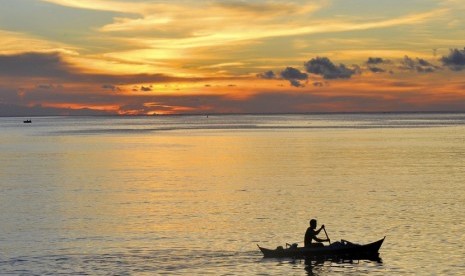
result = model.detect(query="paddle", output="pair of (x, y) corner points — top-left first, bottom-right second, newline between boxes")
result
(322, 226), (331, 245)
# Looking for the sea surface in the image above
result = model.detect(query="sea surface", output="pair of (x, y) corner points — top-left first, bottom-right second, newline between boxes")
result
(1, 113), (464, 275)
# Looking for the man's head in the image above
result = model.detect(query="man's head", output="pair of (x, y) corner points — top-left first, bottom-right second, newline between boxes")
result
(310, 219), (317, 229)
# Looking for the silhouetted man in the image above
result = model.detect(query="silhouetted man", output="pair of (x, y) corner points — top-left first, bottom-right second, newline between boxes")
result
(304, 219), (329, 247)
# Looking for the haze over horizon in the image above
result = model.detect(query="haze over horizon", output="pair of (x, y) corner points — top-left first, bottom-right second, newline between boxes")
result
(1, 0), (465, 116)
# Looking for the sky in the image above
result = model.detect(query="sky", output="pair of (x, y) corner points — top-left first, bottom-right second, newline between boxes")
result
(1, 0), (465, 115)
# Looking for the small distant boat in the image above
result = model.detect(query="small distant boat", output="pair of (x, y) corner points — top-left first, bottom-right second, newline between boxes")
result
(258, 237), (385, 261)
(23, 119), (32, 123)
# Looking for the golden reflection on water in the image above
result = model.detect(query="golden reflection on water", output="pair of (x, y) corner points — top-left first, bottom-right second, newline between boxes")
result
(1, 118), (465, 274)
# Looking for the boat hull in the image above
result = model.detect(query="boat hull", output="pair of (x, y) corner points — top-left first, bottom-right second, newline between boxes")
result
(258, 237), (384, 261)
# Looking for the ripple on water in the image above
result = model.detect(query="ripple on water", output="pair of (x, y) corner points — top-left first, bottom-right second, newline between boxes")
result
(0, 250), (391, 275)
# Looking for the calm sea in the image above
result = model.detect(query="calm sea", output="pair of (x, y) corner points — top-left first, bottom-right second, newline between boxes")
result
(1, 114), (464, 275)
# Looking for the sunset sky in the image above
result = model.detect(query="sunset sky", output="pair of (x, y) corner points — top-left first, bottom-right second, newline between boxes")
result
(1, 0), (465, 115)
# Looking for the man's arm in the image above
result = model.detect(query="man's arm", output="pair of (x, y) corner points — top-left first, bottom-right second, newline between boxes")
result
(315, 225), (324, 235)
(313, 236), (329, 243)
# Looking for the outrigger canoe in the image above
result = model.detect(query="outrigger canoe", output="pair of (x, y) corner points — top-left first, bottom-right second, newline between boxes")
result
(258, 237), (385, 261)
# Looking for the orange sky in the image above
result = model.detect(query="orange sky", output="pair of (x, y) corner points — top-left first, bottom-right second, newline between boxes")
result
(1, 0), (465, 115)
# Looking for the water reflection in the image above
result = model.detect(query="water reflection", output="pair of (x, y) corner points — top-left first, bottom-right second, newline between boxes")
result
(304, 257), (383, 273)
(1, 115), (465, 274)
(257, 257), (384, 275)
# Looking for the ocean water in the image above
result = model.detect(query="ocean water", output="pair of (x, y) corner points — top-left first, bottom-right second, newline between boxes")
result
(1, 114), (464, 275)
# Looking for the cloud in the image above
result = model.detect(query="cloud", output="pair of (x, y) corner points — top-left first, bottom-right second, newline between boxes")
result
(0, 30), (73, 55)
(47, 0), (442, 64)
(119, 102), (156, 115)
(102, 84), (118, 91)
(37, 84), (57, 89)
(400, 56), (438, 73)
(366, 57), (386, 64)
(0, 103), (112, 116)
(4, 79), (465, 116)
(280, 67), (308, 80)
(0, 51), (220, 84)
(257, 70), (277, 80)
(259, 58), (362, 86)
(258, 68), (308, 87)
(27, 2), (448, 83)
(279, 67), (308, 87)
(287, 79), (303, 88)
(361, 58), (394, 74)
(0, 52), (73, 78)
(0, 88), (22, 103)
(368, 67), (386, 73)
(214, 1), (317, 15)
(304, 57), (356, 79)
(140, 86), (152, 92)
(417, 58), (434, 67)
(441, 48), (465, 71)
(40, 0), (147, 14)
